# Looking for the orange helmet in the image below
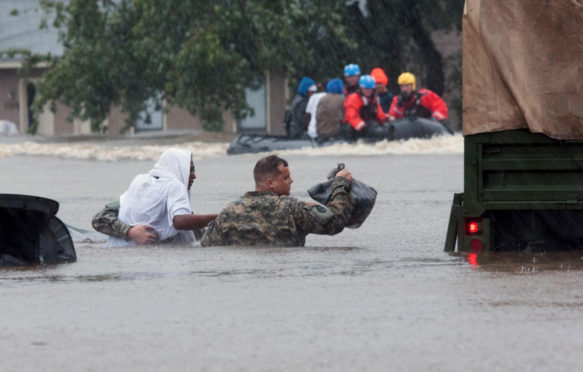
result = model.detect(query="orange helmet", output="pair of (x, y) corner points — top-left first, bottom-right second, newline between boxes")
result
(370, 68), (388, 86)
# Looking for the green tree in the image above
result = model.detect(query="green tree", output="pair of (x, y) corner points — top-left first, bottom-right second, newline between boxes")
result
(10, 0), (354, 132)
(342, 0), (463, 96)
(6, 0), (463, 133)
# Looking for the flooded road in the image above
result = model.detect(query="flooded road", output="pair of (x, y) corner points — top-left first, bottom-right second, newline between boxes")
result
(2, 149), (583, 371)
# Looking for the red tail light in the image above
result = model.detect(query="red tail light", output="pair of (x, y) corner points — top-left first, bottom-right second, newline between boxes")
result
(465, 219), (482, 234)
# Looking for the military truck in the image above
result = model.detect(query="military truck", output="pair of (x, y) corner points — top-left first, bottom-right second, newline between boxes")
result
(444, 1), (583, 252)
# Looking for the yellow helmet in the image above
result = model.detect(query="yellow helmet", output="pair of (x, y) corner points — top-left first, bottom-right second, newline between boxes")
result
(398, 72), (416, 90)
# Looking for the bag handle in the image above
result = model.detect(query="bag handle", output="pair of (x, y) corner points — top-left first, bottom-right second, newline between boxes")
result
(327, 163), (345, 179)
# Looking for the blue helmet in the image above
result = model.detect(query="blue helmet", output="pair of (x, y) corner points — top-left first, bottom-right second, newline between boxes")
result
(343, 63), (361, 77)
(358, 74), (376, 89)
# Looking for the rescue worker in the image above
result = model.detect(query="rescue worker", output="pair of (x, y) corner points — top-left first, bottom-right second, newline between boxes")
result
(370, 67), (393, 114)
(388, 72), (448, 122)
(201, 155), (354, 247)
(315, 78), (346, 140)
(92, 149), (217, 245)
(342, 74), (389, 139)
(286, 76), (317, 138)
(343, 63), (361, 96)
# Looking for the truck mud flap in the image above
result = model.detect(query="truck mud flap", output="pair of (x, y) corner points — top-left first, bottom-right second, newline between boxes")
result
(444, 193), (463, 252)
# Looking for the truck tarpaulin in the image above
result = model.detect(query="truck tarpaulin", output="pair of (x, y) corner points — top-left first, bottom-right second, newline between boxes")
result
(462, 0), (583, 139)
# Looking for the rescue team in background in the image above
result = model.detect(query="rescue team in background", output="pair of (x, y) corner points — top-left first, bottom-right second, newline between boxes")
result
(285, 64), (448, 141)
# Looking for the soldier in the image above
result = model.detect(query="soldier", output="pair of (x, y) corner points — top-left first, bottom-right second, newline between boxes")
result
(201, 155), (355, 247)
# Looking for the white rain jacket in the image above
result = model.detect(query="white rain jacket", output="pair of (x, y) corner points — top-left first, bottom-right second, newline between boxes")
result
(107, 148), (195, 247)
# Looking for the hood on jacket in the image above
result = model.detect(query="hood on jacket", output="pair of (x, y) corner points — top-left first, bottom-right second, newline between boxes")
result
(326, 78), (344, 94)
(297, 76), (316, 97)
(149, 148), (192, 188)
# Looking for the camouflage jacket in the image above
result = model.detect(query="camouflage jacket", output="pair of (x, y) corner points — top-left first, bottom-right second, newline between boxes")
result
(201, 177), (354, 247)
(91, 200), (131, 240)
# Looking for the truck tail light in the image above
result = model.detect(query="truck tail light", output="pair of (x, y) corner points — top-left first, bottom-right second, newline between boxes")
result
(469, 238), (483, 252)
(465, 219), (482, 234)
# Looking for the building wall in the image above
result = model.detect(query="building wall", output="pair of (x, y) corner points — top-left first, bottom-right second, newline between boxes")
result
(267, 70), (287, 135)
(165, 106), (237, 134)
(105, 106), (128, 134)
(53, 103), (73, 135)
(0, 69), (21, 125)
(36, 103), (55, 136)
(165, 106), (198, 131)
(0, 64), (282, 136)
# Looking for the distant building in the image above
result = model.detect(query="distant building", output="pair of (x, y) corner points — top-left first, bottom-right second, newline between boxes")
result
(0, 0), (288, 136)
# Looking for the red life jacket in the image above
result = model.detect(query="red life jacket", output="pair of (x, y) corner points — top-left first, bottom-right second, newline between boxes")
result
(344, 91), (388, 130)
(388, 89), (448, 120)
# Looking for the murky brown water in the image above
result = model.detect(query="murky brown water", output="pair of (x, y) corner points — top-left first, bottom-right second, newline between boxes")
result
(2, 153), (583, 371)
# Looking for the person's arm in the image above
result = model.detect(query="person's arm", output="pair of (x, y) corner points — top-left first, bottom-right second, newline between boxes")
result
(421, 90), (448, 120)
(200, 218), (224, 247)
(173, 213), (218, 230)
(91, 202), (158, 244)
(388, 96), (402, 120)
(376, 101), (388, 123)
(344, 95), (365, 131)
(92, 204), (132, 239)
(295, 169), (355, 236)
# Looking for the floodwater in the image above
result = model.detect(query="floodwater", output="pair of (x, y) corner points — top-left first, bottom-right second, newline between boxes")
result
(2, 138), (583, 371)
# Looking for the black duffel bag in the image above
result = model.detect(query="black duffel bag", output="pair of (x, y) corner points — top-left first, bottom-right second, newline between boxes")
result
(307, 163), (377, 229)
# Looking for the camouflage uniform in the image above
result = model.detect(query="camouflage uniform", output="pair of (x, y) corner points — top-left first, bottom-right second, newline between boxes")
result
(201, 177), (354, 247)
(91, 200), (131, 240)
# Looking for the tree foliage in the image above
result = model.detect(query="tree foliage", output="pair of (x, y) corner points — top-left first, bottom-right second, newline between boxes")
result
(8, 0), (463, 132)
(342, 0), (463, 96)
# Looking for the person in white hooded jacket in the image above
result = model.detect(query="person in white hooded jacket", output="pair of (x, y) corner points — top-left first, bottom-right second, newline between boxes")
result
(93, 148), (216, 246)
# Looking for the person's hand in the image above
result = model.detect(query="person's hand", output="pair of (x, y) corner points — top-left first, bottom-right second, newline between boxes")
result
(336, 168), (353, 182)
(388, 115), (396, 121)
(127, 225), (159, 245)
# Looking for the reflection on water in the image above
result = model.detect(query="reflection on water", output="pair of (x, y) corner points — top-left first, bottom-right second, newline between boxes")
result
(456, 252), (583, 272)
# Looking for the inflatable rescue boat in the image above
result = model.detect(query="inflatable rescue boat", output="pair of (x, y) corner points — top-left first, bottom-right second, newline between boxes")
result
(227, 117), (452, 155)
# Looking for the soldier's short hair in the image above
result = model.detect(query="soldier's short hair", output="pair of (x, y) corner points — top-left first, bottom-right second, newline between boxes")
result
(254, 155), (288, 184)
